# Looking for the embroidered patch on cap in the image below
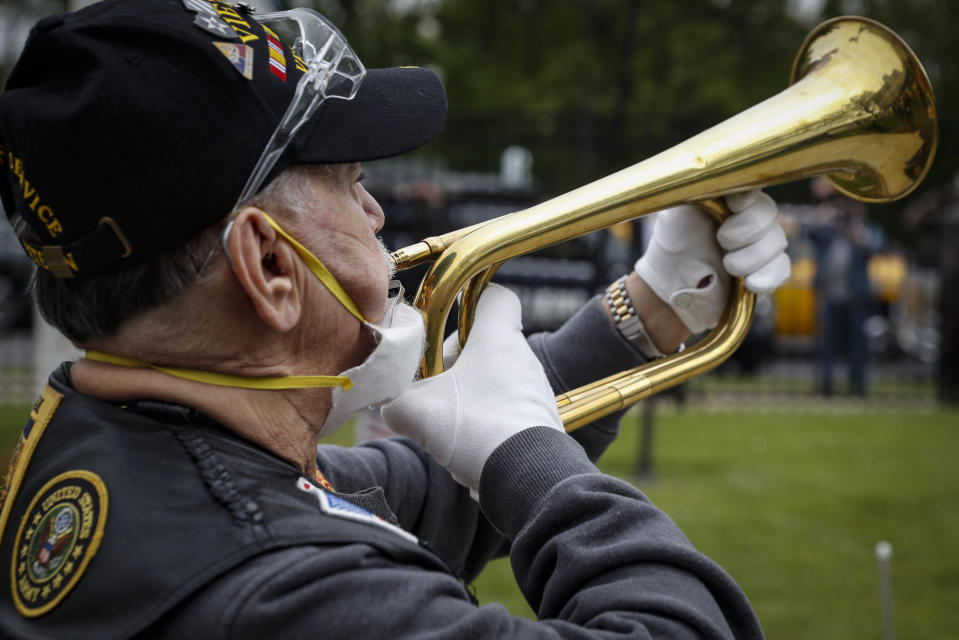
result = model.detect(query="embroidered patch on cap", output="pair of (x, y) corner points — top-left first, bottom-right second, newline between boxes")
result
(213, 42), (254, 80)
(181, 0), (238, 40)
(295, 478), (417, 544)
(11, 470), (108, 618)
(262, 25), (288, 81)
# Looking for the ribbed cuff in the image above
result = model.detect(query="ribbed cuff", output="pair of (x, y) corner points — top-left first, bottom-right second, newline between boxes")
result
(478, 427), (597, 540)
(527, 296), (642, 460)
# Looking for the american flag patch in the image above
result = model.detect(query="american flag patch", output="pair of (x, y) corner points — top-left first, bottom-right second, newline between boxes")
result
(295, 477), (419, 544)
(262, 26), (287, 81)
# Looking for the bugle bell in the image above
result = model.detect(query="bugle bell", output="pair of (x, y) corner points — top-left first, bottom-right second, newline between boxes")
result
(391, 16), (937, 431)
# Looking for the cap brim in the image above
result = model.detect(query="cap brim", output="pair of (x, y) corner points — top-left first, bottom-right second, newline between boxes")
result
(289, 66), (447, 165)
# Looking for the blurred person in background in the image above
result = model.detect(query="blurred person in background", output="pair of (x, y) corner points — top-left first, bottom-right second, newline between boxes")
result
(0, 1), (789, 637)
(808, 177), (884, 397)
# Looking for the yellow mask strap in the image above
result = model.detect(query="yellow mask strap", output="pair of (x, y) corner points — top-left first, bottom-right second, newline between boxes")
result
(259, 212), (366, 324)
(85, 350), (353, 390)
(81, 213), (372, 391)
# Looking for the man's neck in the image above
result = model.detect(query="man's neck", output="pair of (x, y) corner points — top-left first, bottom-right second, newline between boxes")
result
(70, 359), (328, 474)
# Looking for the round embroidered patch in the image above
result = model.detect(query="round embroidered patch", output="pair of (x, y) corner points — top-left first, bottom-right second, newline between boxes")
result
(10, 470), (108, 617)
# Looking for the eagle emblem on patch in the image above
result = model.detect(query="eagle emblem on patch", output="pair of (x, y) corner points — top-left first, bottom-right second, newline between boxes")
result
(11, 470), (108, 617)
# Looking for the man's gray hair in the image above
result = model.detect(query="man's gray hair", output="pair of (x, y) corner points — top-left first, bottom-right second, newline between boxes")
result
(26, 165), (322, 344)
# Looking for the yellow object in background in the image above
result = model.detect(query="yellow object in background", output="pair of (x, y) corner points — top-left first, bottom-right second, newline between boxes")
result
(773, 257), (817, 337)
(868, 252), (908, 304)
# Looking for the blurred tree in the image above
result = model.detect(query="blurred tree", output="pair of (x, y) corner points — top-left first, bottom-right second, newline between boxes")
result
(318, 1), (954, 209)
(325, 0), (809, 191)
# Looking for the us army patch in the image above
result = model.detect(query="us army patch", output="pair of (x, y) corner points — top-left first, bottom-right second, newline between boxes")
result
(11, 470), (108, 618)
(213, 42), (254, 79)
(181, 0), (238, 40)
(295, 477), (418, 544)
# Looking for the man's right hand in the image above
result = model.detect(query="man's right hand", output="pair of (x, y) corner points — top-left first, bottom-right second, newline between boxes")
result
(382, 284), (563, 495)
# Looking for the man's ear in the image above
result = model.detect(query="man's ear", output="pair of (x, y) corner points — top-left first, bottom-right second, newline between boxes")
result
(225, 208), (302, 332)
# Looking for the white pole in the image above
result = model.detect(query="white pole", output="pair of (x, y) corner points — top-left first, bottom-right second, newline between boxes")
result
(875, 540), (895, 640)
(32, 307), (81, 396)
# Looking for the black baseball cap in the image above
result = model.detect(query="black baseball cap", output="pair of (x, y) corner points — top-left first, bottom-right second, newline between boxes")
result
(0, 0), (447, 278)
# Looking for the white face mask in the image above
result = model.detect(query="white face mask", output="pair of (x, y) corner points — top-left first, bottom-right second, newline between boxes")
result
(319, 294), (426, 437)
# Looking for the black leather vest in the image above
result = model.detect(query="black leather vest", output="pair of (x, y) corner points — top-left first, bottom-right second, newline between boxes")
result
(0, 367), (448, 639)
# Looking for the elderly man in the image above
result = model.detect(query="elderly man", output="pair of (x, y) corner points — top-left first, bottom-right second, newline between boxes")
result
(0, 1), (788, 638)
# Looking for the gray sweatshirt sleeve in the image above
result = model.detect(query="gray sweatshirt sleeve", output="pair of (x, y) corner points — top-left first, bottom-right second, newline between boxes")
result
(480, 428), (763, 638)
(151, 428), (763, 639)
(528, 294), (648, 459)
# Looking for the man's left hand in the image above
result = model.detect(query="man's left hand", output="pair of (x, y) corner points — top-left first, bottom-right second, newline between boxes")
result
(635, 189), (791, 334)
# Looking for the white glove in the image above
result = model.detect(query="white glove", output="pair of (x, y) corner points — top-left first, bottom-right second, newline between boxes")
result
(381, 284), (563, 493)
(635, 189), (790, 333)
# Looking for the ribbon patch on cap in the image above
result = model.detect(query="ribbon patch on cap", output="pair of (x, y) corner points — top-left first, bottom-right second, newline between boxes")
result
(262, 26), (288, 81)
(11, 470), (108, 618)
(213, 42), (254, 80)
(295, 478), (418, 544)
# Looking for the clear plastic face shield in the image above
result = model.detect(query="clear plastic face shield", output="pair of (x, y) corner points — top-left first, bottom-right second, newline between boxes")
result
(223, 8), (395, 325)
(237, 8), (366, 205)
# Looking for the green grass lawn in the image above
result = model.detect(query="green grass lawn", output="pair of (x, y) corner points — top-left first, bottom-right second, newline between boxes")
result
(0, 403), (29, 461)
(473, 405), (959, 639)
(2, 401), (957, 638)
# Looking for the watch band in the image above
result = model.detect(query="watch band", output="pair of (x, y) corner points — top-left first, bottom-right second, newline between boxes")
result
(605, 276), (664, 360)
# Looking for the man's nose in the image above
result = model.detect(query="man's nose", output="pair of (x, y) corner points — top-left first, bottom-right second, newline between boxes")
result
(358, 184), (385, 233)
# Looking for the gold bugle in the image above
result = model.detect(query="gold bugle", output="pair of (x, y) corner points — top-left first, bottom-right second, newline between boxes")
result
(392, 16), (937, 431)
